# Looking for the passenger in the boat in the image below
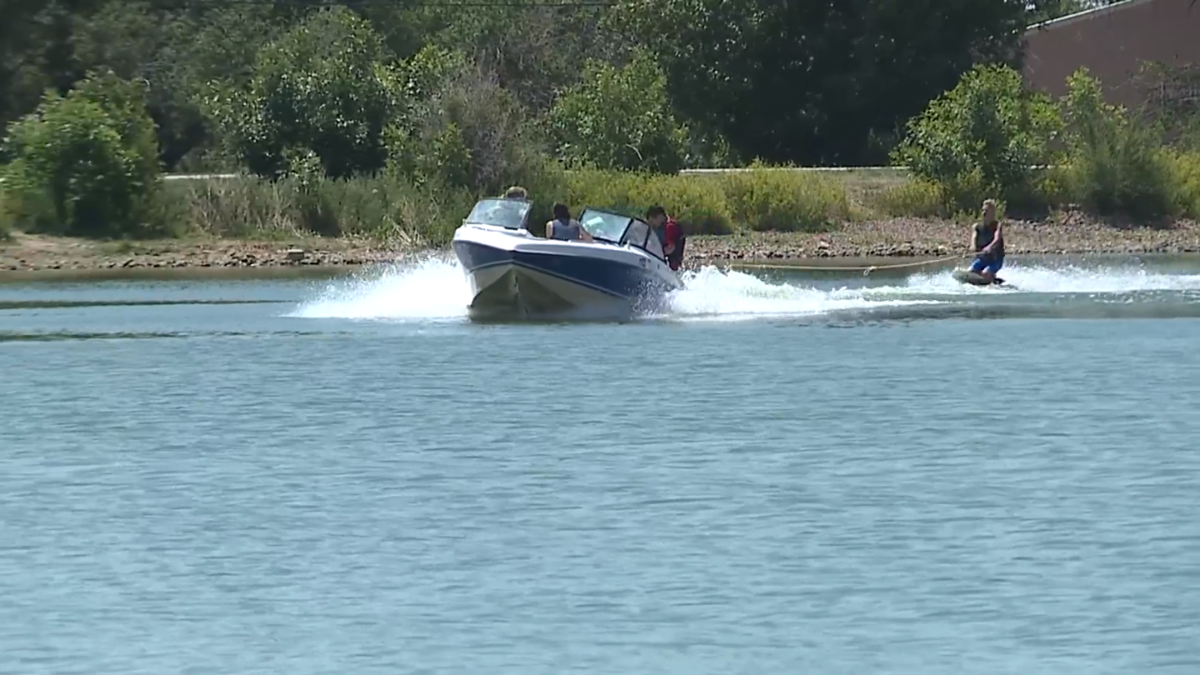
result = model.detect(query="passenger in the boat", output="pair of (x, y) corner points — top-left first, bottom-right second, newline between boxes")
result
(546, 203), (594, 242)
(646, 205), (684, 270)
(486, 186), (531, 228)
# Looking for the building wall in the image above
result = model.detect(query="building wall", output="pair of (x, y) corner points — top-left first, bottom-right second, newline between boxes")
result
(1022, 0), (1200, 107)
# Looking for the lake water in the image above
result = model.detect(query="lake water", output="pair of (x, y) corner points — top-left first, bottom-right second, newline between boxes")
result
(3, 254), (1200, 674)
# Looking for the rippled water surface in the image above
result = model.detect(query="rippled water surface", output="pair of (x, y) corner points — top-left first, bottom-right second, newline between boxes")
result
(2, 255), (1199, 674)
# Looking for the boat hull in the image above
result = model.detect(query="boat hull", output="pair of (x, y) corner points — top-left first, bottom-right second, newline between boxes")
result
(453, 234), (680, 321)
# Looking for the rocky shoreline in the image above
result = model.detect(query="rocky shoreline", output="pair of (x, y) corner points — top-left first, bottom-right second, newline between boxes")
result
(3, 214), (1200, 274)
(685, 213), (1200, 262)
(0, 235), (400, 273)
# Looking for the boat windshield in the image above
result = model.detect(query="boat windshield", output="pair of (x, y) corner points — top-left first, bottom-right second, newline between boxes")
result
(580, 208), (665, 259)
(464, 198), (532, 230)
(579, 210), (629, 242)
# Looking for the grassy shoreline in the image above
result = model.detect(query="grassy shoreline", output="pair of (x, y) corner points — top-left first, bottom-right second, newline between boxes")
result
(6, 164), (1200, 276)
(4, 212), (1200, 276)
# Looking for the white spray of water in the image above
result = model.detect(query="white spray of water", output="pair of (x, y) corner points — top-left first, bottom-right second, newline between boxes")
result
(289, 254), (470, 320)
(897, 262), (1200, 296)
(663, 266), (936, 321)
(288, 256), (1200, 322)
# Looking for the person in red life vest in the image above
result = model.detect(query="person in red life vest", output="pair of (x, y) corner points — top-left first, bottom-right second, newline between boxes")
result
(646, 205), (685, 271)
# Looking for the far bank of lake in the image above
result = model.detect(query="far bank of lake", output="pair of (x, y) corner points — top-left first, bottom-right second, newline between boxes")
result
(3, 212), (1200, 277)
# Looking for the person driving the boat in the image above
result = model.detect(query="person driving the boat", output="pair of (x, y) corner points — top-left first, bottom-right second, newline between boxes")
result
(969, 199), (1005, 282)
(646, 206), (684, 271)
(546, 203), (594, 242)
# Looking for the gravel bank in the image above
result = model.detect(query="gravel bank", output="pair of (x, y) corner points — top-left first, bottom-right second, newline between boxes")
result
(0, 236), (399, 272)
(685, 214), (1200, 263)
(3, 213), (1200, 274)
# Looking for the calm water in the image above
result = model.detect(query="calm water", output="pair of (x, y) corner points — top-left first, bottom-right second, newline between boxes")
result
(3, 255), (1200, 674)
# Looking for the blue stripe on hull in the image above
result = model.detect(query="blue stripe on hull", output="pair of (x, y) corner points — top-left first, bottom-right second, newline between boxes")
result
(453, 240), (671, 300)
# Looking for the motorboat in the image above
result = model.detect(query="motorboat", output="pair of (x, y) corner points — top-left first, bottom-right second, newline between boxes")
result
(450, 198), (684, 320)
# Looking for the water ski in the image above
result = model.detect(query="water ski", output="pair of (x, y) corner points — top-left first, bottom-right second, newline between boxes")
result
(952, 268), (1005, 286)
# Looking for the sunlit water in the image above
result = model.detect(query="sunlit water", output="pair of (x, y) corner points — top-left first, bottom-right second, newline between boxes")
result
(3, 254), (1200, 674)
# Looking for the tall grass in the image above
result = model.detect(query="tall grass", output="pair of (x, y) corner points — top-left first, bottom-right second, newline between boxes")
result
(552, 168), (734, 234)
(0, 178), (10, 240)
(1064, 121), (1178, 221)
(166, 175), (476, 246)
(157, 166), (882, 244)
(860, 179), (947, 219)
(718, 168), (850, 232)
(544, 165), (859, 235)
(156, 161), (1200, 245)
(8, 160), (1200, 245)
(1167, 150), (1200, 220)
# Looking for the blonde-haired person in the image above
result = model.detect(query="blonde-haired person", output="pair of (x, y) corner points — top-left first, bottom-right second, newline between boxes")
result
(503, 186), (528, 200)
(969, 199), (1005, 282)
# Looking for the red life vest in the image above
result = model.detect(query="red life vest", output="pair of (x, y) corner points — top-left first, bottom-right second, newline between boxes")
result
(662, 217), (684, 271)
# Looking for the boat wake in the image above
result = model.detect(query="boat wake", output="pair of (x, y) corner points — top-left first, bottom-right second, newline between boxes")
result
(898, 262), (1200, 296)
(289, 254), (471, 321)
(288, 256), (939, 323)
(661, 266), (936, 321)
(288, 256), (1200, 323)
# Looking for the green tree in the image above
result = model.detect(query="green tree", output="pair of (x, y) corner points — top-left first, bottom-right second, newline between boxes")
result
(610, 0), (1056, 166)
(69, 1), (294, 170)
(0, 0), (302, 170)
(204, 6), (403, 179)
(1060, 68), (1176, 219)
(387, 46), (547, 194)
(0, 0), (107, 129)
(548, 49), (687, 173)
(891, 64), (1062, 210)
(1, 69), (163, 237)
(416, 2), (616, 114)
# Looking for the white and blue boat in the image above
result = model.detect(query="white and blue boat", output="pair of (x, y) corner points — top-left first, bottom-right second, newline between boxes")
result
(451, 198), (683, 321)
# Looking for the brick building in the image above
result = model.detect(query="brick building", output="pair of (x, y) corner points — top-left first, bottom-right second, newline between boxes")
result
(1022, 0), (1200, 108)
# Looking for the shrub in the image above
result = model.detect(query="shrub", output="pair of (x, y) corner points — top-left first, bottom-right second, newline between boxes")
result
(0, 184), (10, 239)
(636, 175), (731, 234)
(891, 64), (1062, 211)
(547, 48), (688, 174)
(204, 7), (404, 179)
(864, 179), (947, 219)
(174, 174), (476, 246)
(556, 168), (732, 234)
(717, 164), (850, 232)
(548, 166), (854, 235)
(1060, 68), (1177, 220)
(1165, 150), (1200, 219)
(388, 48), (547, 195)
(0, 70), (164, 238)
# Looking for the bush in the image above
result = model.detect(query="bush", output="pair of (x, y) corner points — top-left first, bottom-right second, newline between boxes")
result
(1060, 68), (1177, 220)
(175, 174), (476, 246)
(891, 64), (1062, 211)
(717, 164), (850, 232)
(387, 47), (547, 195)
(204, 7), (404, 179)
(864, 179), (947, 219)
(0, 70), (164, 238)
(547, 49), (688, 174)
(1166, 150), (1200, 219)
(552, 168), (730, 234)
(544, 166), (857, 235)
(0, 184), (10, 239)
